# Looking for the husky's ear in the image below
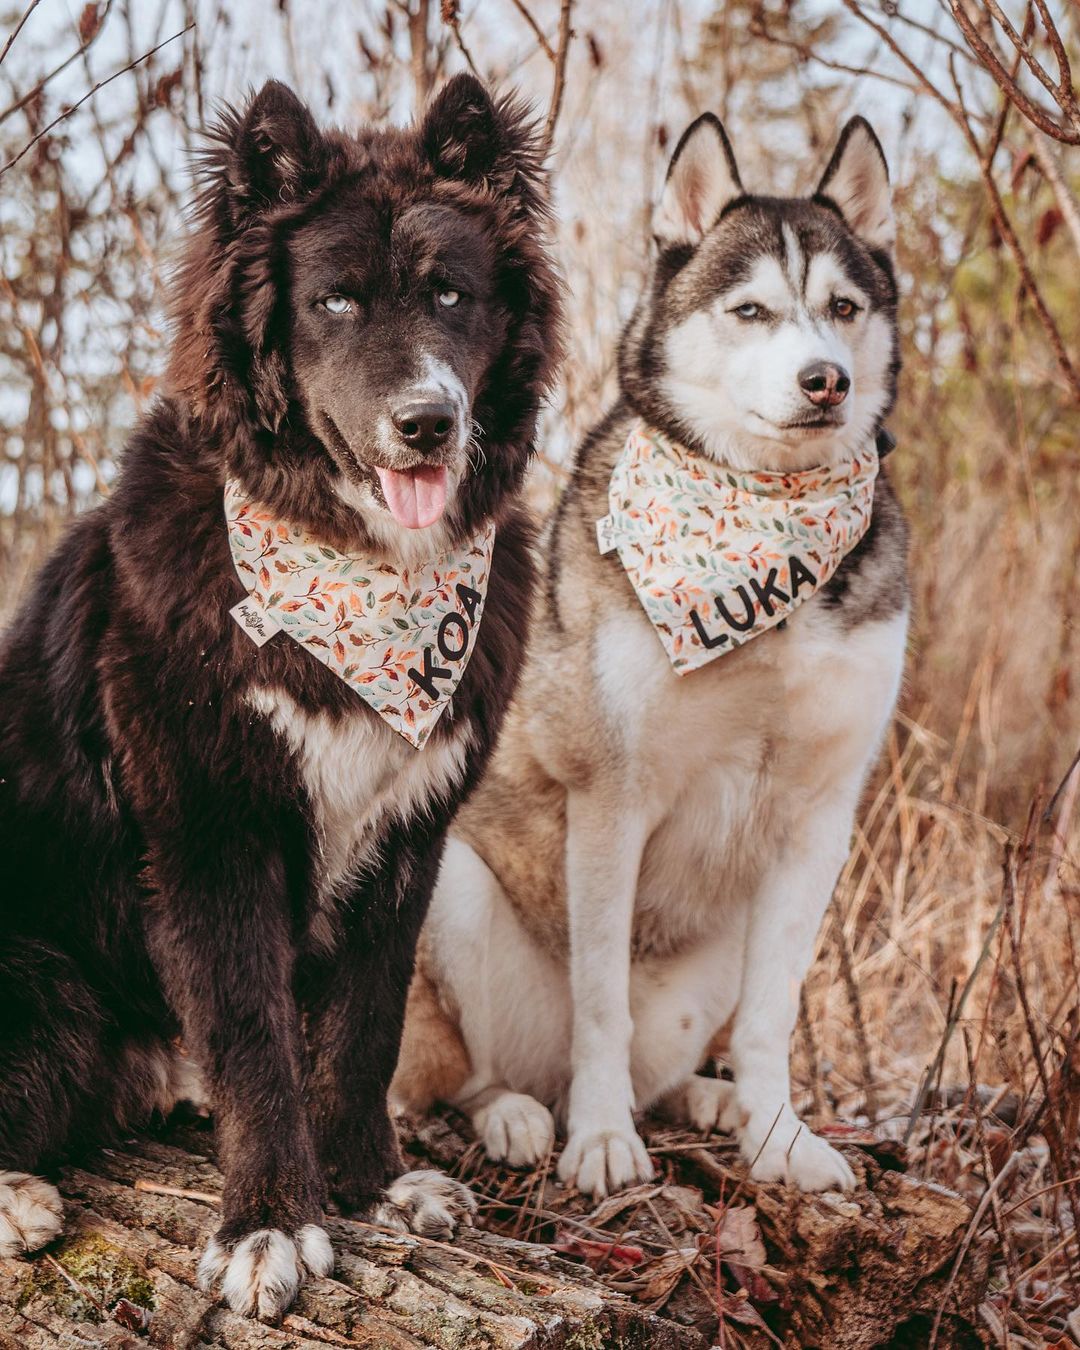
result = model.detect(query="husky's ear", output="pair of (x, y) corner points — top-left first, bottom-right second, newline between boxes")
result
(815, 117), (894, 253)
(421, 74), (545, 209)
(655, 114), (742, 248)
(219, 81), (329, 226)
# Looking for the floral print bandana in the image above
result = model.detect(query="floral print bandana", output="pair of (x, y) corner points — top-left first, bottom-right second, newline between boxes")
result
(596, 422), (879, 675)
(224, 480), (495, 748)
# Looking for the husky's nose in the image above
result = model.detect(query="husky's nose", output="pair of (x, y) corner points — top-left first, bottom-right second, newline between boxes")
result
(391, 400), (455, 454)
(799, 361), (850, 407)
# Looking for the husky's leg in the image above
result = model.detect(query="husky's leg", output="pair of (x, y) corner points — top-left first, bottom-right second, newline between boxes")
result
(557, 789), (653, 1198)
(727, 799), (858, 1192)
(410, 838), (566, 1169)
(630, 950), (739, 1135)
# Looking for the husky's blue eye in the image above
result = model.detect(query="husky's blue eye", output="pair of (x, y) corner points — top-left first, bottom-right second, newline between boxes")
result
(832, 296), (859, 320)
(437, 289), (461, 308)
(321, 294), (353, 315)
(734, 302), (762, 320)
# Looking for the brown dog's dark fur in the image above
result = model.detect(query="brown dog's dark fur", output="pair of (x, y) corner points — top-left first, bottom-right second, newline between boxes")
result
(0, 75), (561, 1312)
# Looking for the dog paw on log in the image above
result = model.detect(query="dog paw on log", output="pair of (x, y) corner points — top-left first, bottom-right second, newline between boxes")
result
(0, 1134), (698, 1350)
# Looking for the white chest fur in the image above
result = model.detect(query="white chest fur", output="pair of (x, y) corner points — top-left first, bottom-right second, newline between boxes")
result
(592, 600), (908, 950)
(248, 688), (470, 938)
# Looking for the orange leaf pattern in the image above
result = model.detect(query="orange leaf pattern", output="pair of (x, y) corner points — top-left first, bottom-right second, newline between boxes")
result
(596, 421), (879, 674)
(225, 480), (495, 749)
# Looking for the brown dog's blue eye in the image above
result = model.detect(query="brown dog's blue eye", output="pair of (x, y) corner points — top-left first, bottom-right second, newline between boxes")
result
(437, 289), (460, 308)
(321, 295), (353, 315)
(734, 302), (761, 320)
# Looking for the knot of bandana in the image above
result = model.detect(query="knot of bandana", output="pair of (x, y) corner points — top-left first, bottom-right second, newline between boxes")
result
(224, 480), (495, 748)
(597, 422), (879, 675)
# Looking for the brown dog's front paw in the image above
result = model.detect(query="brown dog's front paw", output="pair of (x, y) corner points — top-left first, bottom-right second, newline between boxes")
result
(0, 1172), (64, 1257)
(371, 1170), (477, 1240)
(197, 1224), (333, 1320)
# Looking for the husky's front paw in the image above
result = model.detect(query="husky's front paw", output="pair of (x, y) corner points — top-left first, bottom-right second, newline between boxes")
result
(475, 1092), (555, 1168)
(372, 1170), (477, 1239)
(558, 1125), (655, 1198)
(197, 1224), (333, 1320)
(0, 1172), (64, 1257)
(741, 1110), (856, 1192)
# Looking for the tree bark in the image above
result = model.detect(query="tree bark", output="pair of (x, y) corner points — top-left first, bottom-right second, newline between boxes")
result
(0, 1131), (697, 1350)
(0, 1125), (989, 1349)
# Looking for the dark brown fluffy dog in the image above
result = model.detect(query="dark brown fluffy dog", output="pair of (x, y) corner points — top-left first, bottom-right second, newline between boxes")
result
(0, 76), (561, 1320)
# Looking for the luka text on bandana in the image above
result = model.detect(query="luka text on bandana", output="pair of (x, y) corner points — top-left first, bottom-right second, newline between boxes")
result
(597, 422), (879, 675)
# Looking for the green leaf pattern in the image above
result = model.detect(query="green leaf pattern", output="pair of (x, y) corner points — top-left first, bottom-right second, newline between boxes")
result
(596, 421), (879, 675)
(225, 479), (495, 749)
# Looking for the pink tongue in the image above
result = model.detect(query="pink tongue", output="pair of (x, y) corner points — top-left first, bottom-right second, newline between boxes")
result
(375, 465), (449, 529)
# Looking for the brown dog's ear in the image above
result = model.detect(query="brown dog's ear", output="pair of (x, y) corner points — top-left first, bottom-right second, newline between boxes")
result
(655, 113), (742, 248)
(218, 80), (329, 225)
(421, 74), (546, 212)
(815, 117), (894, 254)
(422, 74), (506, 182)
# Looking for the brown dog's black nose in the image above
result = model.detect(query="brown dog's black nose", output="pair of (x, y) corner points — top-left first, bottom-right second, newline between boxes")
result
(798, 362), (850, 407)
(392, 401), (455, 454)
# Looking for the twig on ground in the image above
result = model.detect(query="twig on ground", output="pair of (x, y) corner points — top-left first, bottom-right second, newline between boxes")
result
(40, 1252), (110, 1320)
(133, 1177), (221, 1206)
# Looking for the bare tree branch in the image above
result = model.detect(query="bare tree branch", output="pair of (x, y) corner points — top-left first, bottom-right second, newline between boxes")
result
(0, 21), (193, 177)
(0, 0), (43, 68)
(508, 0), (554, 60)
(0, 0), (115, 127)
(834, 0), (1080, 404)
(541, 0), (573, 158)
(949, 0), (1080, 144)
(751, 17), (943, 103)
(440, 0), (481, 80)
(1029, 130), (1080, 259)
(948, 54), (1080, 402)
(838, 0), (971, 117)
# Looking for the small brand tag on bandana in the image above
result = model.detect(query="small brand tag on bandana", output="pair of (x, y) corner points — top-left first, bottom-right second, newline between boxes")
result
(597, 422), (879, 675)
(225, 481), (495, 749)
(230, 596), (282, 647)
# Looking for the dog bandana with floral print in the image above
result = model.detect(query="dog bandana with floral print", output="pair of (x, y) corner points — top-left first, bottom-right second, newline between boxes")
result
(596, 421), (879, 675)
(225, 480), (495, 748)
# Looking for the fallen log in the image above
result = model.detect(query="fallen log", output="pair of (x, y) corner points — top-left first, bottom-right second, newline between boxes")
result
(0, 1118), (989, 1349)
(0, 1129), (696, 1350)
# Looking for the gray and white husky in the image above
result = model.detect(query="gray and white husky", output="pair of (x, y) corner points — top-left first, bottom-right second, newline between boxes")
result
(392, 115), (909, 1196)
